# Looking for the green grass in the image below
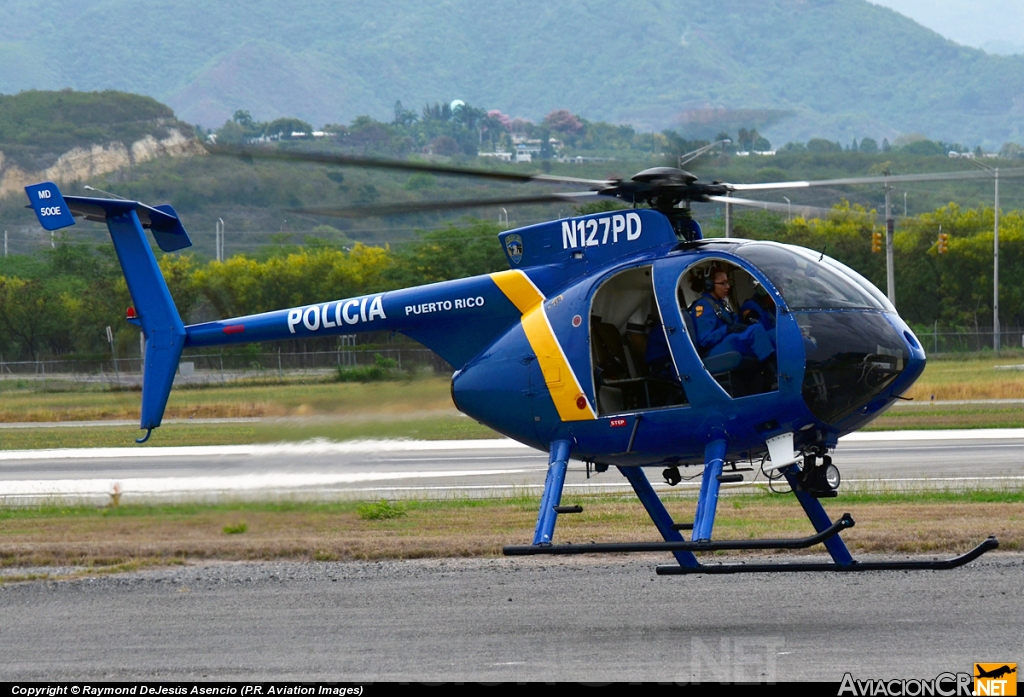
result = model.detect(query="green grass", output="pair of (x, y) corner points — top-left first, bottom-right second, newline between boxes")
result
(356, 500), (407, 520)
(222, 522), (248, 534)
(0, 415), (499, 450)
(870, 402), (1024, 430)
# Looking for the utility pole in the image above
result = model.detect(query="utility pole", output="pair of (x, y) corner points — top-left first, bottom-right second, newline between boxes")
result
(884, 175), (895, 305)
(967, 160), (1000, 351)
(216, 218), (225, 262)
(994, 168), (1000, 351)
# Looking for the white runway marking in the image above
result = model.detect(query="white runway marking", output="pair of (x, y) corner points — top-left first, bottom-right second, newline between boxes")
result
(0, 438), (533, 461)
(3, 429), (1023, 462)
(840, 428), (1024, 441)
(0, 468), (532, 498)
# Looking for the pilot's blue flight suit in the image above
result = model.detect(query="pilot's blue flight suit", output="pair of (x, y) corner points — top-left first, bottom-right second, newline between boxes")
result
(740, 297), (776, 332)
(691, 293), (775, 361)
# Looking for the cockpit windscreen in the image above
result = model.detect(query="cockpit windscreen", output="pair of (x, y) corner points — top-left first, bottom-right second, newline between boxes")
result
(734, 243), (887, 311)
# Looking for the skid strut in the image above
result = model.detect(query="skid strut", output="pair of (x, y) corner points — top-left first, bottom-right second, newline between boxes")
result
(508, 446), (1000, 574)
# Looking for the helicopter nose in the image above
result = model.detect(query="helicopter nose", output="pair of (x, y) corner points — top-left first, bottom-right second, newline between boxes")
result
(886, 314), (927, 397)
(798, 310), (920, 427)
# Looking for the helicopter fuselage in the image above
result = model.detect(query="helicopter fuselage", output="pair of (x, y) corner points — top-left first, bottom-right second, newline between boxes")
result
(184, 207), (924, 468)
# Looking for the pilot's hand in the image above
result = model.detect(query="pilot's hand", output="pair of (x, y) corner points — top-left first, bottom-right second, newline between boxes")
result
(741, 309), (760, 325)
(728, 324), (745, 334)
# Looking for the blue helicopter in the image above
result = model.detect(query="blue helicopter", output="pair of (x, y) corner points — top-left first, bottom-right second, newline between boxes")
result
(24, 150), (998, 574)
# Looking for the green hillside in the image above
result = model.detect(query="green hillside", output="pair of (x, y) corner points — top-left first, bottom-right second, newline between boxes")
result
(0, 90), (195, 170)
(1, 0), (1022, 148)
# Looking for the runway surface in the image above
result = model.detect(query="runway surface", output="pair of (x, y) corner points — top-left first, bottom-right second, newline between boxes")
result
(1, 430), (1023, 504)
(1, 554), (1021, 681)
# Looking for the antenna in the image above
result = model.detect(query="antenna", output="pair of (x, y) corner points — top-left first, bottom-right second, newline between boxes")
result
(83, 185), (128, 200)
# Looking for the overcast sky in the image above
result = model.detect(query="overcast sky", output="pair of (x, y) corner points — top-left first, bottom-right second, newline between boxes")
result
(871, 0), (1024, 53)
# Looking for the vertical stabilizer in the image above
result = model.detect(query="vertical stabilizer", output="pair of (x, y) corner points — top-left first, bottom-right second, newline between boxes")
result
(106, 209), (186, 438)
(24, 183), (190, 440)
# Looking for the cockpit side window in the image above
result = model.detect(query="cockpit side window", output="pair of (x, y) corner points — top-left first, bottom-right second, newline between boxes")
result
(676, 259), (779, 398)
(590, 265), (688, 415)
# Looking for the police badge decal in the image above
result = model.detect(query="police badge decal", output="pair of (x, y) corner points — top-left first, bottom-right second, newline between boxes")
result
(505, 234), (523, 265)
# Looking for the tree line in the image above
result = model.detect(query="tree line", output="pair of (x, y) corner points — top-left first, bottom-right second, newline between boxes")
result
(207, 102), (713, 160)
(0, 205), (1020, 362)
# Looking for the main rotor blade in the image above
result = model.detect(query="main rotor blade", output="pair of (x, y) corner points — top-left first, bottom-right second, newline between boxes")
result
(289, 191), (601, 218)
(207, 144), (615, 188)
(706, 195), (877, 220)
(729, 166), (1024, 192)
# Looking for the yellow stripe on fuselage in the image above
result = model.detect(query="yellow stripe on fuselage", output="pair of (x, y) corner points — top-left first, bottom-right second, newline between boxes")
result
(490, 270), (595, 422)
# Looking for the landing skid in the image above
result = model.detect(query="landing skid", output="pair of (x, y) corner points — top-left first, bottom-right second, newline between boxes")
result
(655, 536), (999, 575)
(506, 438), (1000, 574)
(505, 512), (855, 555)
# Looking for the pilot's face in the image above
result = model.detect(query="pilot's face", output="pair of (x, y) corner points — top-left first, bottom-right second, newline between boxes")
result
(711, 271), (731, 300)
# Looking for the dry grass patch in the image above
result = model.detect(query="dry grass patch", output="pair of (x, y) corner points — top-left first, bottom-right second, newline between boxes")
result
(0, 377), (458, 423)
(0, 494), (1018, 573)
(871, 404), (1024, 430)
(904, 354), (1024, 401)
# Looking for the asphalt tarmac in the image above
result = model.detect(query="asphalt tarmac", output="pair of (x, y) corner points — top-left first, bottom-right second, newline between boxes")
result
(1, 554), (1021, 681)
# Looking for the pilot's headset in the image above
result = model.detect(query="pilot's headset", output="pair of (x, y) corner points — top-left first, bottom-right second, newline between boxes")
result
(702, 265), (717, 293)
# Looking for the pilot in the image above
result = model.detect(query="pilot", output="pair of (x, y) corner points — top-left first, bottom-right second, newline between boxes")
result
(690, 267), (775, 362)
(739, 286), (776, 333)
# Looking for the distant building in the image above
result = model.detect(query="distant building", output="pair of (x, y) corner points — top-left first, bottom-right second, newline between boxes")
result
(512, 135), (564, 162)
(556, 155), (616, 164)
(478, 151), (513, 161)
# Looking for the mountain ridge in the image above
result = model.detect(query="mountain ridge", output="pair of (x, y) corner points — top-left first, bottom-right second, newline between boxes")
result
(1, 0), (1021, 147)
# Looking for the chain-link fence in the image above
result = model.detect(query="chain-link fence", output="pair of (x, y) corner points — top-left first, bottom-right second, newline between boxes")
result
(915, 326), (1024, 354)
(2, 327), (1022, 389)
(0, 347), (452, 387)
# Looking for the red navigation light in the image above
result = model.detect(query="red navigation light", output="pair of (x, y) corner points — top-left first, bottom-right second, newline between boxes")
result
(126, 307), (137, 319)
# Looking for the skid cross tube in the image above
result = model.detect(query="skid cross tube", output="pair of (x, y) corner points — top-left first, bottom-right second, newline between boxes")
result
(656, 536), (999, 575)
(504, 513), (854, 555)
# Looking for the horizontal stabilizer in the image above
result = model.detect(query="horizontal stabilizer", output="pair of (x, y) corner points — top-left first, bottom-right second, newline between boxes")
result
(24, 182), (192, 252)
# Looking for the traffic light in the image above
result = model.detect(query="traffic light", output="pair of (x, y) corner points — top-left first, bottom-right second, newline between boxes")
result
(937, 232), (949, 254)
(871, 230), (882, 253)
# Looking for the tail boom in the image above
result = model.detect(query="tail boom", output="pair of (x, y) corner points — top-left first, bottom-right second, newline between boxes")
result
(185, 274), (524, 368)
